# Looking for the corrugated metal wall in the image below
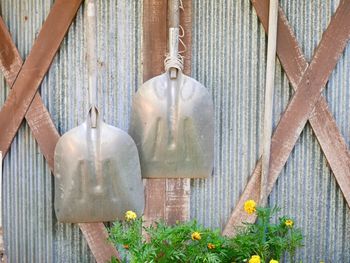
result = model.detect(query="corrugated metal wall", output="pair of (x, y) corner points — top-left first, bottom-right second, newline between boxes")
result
(0, 0), (141, 262)
(0, 0), (349, 262)
(191, 0), (350, 262)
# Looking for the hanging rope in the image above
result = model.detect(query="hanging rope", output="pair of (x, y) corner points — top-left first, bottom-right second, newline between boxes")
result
(164, 0), (186, 72)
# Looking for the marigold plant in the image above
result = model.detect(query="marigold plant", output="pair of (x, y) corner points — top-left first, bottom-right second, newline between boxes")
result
(249, 255), (261, 263)
(244, 199), (257, 214)
(125, 210), (137, 221)
(108, 205), (303, 263)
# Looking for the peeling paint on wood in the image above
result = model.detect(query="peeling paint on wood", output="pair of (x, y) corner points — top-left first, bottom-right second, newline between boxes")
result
(0, 2), (120, 262)
(224, 0), (350, 236)
(143, 0), (192, 226)
(0, 0), (82, 156)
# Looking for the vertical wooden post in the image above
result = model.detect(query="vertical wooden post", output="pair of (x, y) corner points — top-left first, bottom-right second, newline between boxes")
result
(143, 0), (192, 225)
(260, 0), (278, 205)
(165, 0), (192, 224)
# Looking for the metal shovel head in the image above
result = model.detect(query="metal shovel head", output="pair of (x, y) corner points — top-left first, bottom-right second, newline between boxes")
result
(129, 71), (214, 179)
(54, 108), (144, 223)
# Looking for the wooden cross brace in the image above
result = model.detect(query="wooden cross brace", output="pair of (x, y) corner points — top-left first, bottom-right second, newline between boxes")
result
(0, 0), (118, 262)
(224, 0), (350, 235)
(2, 0), (348, 260)
(0, 0), (194, 261)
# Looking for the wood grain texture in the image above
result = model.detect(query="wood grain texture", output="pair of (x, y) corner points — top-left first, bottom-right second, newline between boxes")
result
(143, 0), (168, 82)
(0, 16), (59, 168)
(268, 0), (350, 194)
(0, 0), (81, 156)
(143, 0), (192, 226)
(165, 0), (192, 225)
(143, 0), (168, 225)
(79, 223), (119, 263)
(0, 6), (119, 263)
(223, 0), (350, 235)
(0, 18), (22, 86)
(260, 0), (278, 205)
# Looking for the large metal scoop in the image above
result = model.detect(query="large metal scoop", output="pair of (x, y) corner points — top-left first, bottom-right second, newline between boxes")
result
(54, 0), (144, 223)
(129, 0), (214, 179)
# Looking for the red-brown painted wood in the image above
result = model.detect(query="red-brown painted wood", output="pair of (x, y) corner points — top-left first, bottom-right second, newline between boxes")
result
(143, 0), (192, 225)
(224, 0), (350, 235)
(143, 0), (168, 225)
(165, 0), (192, 225)
(0, 0), (81, 156)
(0, 5), (119, 263)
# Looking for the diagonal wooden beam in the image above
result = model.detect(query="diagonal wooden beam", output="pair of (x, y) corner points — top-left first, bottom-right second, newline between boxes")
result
(268, 0), (350, 193)
(0, 17), (59, 169)
(0, 7), (119, 263)
(0, 19), (22, 85)
(0, 0), (79, 156)
(253, 0), (350, 207)
(223, 0), (350, 235)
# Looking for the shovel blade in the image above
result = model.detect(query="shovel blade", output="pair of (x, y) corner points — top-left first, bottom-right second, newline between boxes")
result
(130, 72), (214, 179)
(54, 114), (144, 223)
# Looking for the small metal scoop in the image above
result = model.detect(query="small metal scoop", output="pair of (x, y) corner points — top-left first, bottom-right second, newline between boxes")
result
(129, 0), (214, 179)
(54, 0), (144, 223)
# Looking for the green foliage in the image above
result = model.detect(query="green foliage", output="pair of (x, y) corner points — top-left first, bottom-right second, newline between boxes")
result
(227, 207), (303, 262)
(108, 206), (303, 263)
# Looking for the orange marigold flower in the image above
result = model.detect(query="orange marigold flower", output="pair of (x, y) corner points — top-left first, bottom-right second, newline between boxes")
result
(244, 199), (256, 214)
(249, 255), (261, 263)
(207, 243), (215, 250)
(125, 210), (137, 221)
(191, 231), (201, 241)
(285, 219), (294, 228)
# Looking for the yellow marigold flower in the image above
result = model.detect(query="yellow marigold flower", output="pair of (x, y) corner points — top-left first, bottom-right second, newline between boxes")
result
(191, 231), (201, 241)
(285, 219), (294, 228)
(125, 210), (137, 221)
(207, 243), (215, 249)
(244, 199), (256, 214)
(249, 255), (261, 263)
(270, 260), (278, 263)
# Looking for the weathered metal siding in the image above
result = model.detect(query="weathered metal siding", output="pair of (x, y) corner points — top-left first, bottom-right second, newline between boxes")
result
(1, 0), (350, 262)
(0, 0), (142, 262)
(191, 0), (350, 262)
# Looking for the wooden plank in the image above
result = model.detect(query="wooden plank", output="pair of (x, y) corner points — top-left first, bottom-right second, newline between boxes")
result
(223, 0), (350, 235)
(143, 0), (192, 225)
(142, 0), (168, 225)
(254, 0), (350, 208)
(0, 19), (22, 86)
(166, 179), (190, 224)
(0, 16), (59, 169)
(260, 0), (278, 205)
(79, 223), (119, 263)
(165, 0), (192, 224)
(268, 0), (350, 194)
(142, 0), (168, 81)
(223, 161), (262, 235)
(0, 9), (119, 263)
(0, 0), (81, 156)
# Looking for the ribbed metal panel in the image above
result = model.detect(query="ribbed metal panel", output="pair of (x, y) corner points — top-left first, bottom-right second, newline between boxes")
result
(191, 0), (350, 262)
(0, 0), (141, 262)
(1, 0), (350, 262)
